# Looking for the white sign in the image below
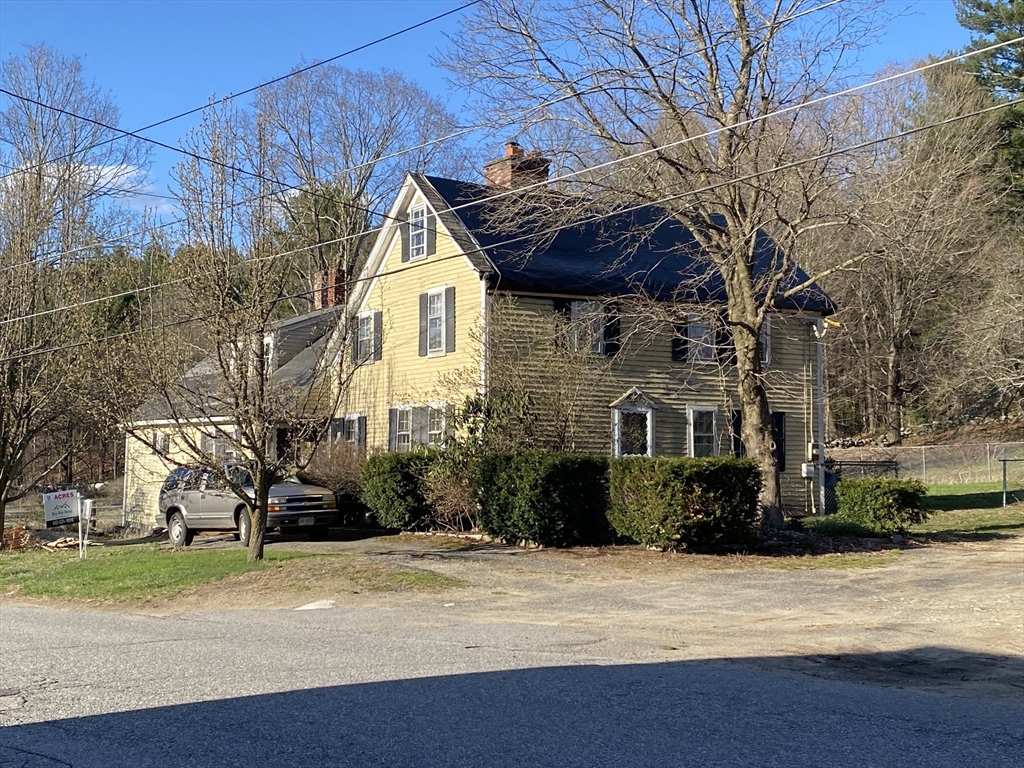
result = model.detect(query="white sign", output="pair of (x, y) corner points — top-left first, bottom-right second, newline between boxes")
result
(43, 489), (80, 528)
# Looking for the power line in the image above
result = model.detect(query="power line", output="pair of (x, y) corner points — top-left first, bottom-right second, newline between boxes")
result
(0, 0), (849, 275)
(4, 36), (1019, 329)
(2, 96), (1017, 364)
(0, 0), (484, 184)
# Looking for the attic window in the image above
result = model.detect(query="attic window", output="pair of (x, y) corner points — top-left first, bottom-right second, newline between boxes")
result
(409, 206), (427, 260)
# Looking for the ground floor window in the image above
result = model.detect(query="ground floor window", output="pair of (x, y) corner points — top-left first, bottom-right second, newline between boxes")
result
(688, 407), (718, 457)
(389, 405), (448, 451)
(612, 407), (654, 457)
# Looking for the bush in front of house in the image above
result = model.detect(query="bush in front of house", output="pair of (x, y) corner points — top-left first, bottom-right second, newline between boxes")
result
(834, 477), (929, 535)
(360, 451), (435, 530)
(607, 457), (761, 551)
(473, 452), (612, 547)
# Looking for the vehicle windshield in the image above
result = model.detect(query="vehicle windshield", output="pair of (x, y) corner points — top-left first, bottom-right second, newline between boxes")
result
(226, 466), (302, 487)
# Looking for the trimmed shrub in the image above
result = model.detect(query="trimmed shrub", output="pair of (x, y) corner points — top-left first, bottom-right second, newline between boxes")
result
(360, 452), (434, 530)
(834, 477), (929, 535)
(608, 457), (761, 551)
(473, 452), (611, 547)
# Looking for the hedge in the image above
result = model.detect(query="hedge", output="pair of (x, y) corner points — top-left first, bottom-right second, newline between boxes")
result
(607, 457), (761, 551)
(360, 452), (434, 530)
(834, 477), (929, 535)
(473, 452), (612, 547)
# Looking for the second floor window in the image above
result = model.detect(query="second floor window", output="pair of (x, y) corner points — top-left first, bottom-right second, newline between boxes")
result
(357, 314), (373, 362)
(427, 290), (444, 353)
(409, 206), (426, 259)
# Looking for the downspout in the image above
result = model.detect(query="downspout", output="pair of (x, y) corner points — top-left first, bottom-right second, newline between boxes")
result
(121, 430), (129, 527)
(815, 318), (826, 515)
(480, 271), (493, 396)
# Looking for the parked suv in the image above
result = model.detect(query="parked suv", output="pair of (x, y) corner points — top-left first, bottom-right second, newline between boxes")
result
(158, 465), (339, 547)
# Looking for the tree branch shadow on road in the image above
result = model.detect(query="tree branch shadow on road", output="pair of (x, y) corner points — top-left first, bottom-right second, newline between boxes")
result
(1, 648), (1021, 768)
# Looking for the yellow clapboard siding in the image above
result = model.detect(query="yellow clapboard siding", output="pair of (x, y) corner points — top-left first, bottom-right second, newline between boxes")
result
(342, 206), (484, 449)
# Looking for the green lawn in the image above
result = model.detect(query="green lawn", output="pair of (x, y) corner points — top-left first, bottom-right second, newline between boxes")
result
(0, 546), (312, 601)
(921, 481), (1015, 512)
(909, 507), (1024, 542)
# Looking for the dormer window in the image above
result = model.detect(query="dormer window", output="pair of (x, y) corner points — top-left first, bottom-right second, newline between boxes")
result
(409, 206), (427, 260)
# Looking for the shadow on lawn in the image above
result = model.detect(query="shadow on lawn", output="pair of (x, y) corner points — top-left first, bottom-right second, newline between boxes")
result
(923, 490), (1007, 512)
(0, 648), (1020, 768)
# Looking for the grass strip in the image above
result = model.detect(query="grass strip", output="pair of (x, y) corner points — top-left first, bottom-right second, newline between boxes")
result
(0, 546), (312, 602)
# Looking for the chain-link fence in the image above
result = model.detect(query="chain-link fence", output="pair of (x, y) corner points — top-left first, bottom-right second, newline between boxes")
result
(826, 442), (1024, 485)
(999, 459), (1024, 506)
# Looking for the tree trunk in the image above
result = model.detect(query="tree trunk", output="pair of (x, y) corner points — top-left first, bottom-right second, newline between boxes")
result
(0, 497), (7, 550)
(246, 474), (270, 562)
(884, 342), (903, 445)
(731, 304), (784, 529)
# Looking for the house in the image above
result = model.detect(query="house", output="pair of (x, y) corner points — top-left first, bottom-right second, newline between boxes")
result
(121, 307), (340, 529)
(339, 142), (834, 515)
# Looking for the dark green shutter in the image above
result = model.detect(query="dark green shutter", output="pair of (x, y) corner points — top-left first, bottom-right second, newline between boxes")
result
(772, 412), (786, 472)
(372, 311), (383, 361)
(603, 303), (620, 356)
(387, 409), (398, 452)
(418, 293), (428, 357)
(426, 212), (436, 255)
(400, 222), (410, 262)
(671, 323), (689, 361)
(356, 416), (367, 448)
(444, 287), (456, 353)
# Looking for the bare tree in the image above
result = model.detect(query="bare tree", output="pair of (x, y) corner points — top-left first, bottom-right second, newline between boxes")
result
(810, 64), (1003, 442)
(443, 0), (887, 526)
(256, 66), (474, 309)
(0, 44), (149, 541)
(108, 101), (346, 561)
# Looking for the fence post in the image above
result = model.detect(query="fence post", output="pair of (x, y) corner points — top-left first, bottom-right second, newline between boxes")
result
(1004, 459), (1008, 508)
(921, 447), (927, 484)
(987, 443), (992, 482)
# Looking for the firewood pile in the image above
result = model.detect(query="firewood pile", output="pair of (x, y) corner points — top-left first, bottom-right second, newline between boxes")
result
(43, 536), (91, 550)
(2, 525), (34, 551)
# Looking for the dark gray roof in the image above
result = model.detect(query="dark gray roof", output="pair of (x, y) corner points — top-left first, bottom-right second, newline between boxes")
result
(132, 308), (340, 422)
(414, 174), (834, 315)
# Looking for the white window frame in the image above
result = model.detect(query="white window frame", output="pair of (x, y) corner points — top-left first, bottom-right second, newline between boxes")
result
(612, 405), (655, 457)
(152, 430), (168, 455)
(342, 415), (361, 444)
(262, 334), (277, 374)
(409, 205), (427, 260)
(395, 407), (413, 452)
(688, 406), (719, 458)
(759, 316), (771, 366)
(427, 405), (446, 448)
(426, 287), (446, 356)
(571, 299), (605, 354)
(356, 312), (373, 363)
(688, 315), (716, 364)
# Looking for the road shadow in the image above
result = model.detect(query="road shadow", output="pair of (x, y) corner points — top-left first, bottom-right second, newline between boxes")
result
(1, 648), (1021, 768)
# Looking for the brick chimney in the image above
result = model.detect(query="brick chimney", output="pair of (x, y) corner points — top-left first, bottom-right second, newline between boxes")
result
(483, 140), (551, 188)
(313, 268), (345, 309)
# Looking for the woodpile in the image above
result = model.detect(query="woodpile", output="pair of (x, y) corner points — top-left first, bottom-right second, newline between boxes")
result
(2, 525), (32, 551)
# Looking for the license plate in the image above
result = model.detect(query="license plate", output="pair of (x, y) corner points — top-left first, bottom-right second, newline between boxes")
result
(298, 516), (314, 526)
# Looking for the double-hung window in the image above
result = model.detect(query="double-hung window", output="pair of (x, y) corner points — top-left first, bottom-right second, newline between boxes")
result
(409, 206), (427, 260)
(571, 300), (605, 354)
(357, 314), (373, 362)
(427, 289), (444, 355)
(688, 317), (717, 364)
(427, 407), (445, 447)
(689, 407), (718, 457)
(395, 408), (412, 452)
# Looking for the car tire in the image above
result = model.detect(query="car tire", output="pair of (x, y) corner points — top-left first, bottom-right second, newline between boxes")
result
(168, 511), (193, 547)
(237, 508), (251, 547)
(309, 525), (329, 541)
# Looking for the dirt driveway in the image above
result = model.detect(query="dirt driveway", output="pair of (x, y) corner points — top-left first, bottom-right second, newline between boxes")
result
(148, 529), (1024, 704)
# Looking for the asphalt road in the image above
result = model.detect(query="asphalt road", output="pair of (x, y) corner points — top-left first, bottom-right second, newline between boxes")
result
(1, 602), (1022, 768)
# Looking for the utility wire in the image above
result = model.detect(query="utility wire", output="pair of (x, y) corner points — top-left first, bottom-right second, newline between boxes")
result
(0, 0), (848, 275)
(3, 95), (1017, 364)
(0, 0), (483, 184)
(3, 36), (1019, 329)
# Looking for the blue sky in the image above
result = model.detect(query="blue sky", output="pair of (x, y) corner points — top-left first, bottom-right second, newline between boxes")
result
(0, 0), (975, 207)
